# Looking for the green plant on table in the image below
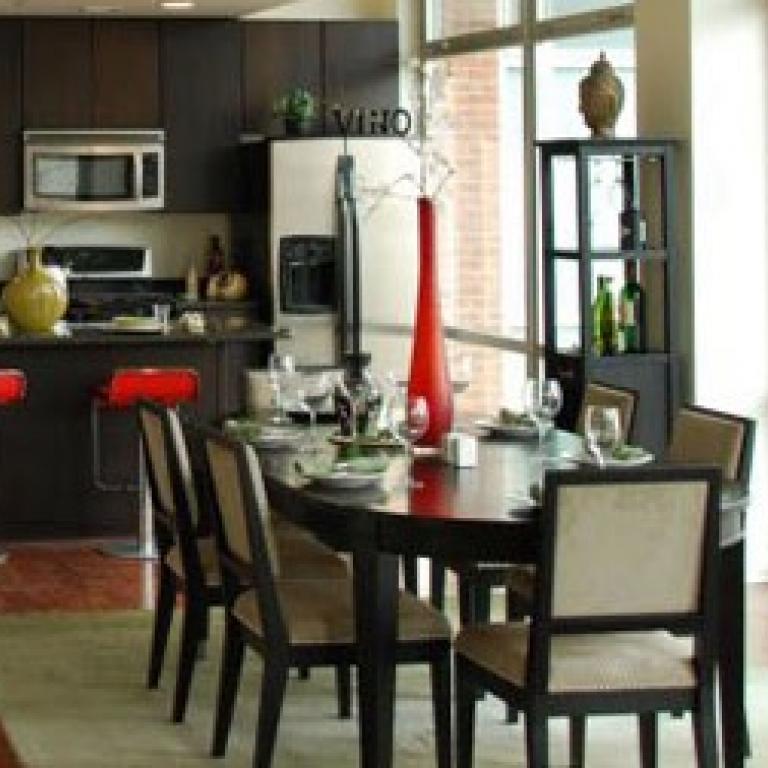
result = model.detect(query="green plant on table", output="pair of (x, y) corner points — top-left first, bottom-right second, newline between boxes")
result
(274, 87), (316, 123)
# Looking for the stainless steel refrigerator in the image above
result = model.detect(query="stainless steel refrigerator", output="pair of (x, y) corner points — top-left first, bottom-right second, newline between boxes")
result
(240, 136), (419, 375)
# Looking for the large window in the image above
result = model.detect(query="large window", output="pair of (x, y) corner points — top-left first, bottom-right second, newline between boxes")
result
(417, 0), (636, 415)
(427, 0), (521, 41)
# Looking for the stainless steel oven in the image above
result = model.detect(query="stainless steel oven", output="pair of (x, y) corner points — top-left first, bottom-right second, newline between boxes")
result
(24, 130), (165, 212)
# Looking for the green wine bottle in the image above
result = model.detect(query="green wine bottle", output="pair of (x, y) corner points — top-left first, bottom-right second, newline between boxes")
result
(593, 276), (616, 356)
(618, 261), (645, 353)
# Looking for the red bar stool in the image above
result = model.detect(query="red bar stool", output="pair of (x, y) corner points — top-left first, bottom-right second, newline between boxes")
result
(92, 367), (199, 558)
(0, 370), (26, 564)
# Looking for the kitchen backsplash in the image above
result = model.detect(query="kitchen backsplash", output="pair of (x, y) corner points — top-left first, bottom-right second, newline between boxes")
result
(0, 213), (229, 281)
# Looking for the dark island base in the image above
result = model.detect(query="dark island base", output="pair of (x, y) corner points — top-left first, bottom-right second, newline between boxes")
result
(0, 328), (275, 541)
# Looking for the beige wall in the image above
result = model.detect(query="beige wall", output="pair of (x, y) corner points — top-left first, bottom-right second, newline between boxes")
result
(0, 213), (229, 280)
(635, 0), (768, 580)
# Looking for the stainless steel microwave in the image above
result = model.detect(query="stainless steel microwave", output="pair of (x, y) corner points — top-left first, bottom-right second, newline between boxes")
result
(23, 130), (165, 212)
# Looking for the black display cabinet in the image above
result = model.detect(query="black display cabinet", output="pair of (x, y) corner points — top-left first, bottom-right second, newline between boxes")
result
(539, 138), (679, 455)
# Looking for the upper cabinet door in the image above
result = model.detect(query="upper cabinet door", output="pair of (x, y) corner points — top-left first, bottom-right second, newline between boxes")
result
(23, 19), (92, 129)
(162, 20), (242, 212)
(322, 21), (399, 131)
(93, 20), (160, 129)
(243, 22), (322, 135)
(0, 20), (22, 214)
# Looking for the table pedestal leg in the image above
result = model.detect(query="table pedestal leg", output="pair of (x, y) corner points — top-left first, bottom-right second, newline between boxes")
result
(720, 540), (747, 768)
(354, 532), (399, 768)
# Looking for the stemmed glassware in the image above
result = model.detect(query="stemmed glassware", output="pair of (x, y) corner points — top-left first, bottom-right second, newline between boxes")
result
(267, 352), (295, 425)
(584, 405), (622, 468)
(523, 377), (563, 448)
(390, 389), (429, 488)
(296, 371), (332, 450)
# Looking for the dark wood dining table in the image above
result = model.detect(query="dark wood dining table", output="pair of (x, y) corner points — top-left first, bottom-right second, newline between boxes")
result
(259, 430), (750, 768)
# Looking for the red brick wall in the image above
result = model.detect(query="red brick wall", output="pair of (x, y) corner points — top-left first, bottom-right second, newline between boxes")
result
(436, 49), (505, 416)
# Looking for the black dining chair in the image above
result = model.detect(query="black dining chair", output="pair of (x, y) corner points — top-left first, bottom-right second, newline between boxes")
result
(455, 465), (722, 768)
(139, 400), (352, 724)
(202, 427), (453, 768)
(432, 381), (639, 629)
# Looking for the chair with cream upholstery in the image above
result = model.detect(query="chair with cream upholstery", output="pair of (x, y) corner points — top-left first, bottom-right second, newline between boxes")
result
(434, 380), (640, 675)
(203, 428), (453, 768)
(455, 466), (721, 768)
(575, 380), (638, 442)
(138, 400), (350, 724)
(667, 404), (755, 486)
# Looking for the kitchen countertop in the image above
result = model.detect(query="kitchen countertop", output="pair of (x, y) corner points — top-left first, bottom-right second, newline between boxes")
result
(0, 324), (284, 348)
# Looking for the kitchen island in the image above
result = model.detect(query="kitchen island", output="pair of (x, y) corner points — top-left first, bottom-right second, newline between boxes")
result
(0, 325), (278, 541)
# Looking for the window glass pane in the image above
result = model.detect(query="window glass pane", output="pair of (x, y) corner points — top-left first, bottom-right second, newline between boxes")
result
(446, 340), (528, 418)
(429, 48), (525, 344)
(536, 28), (636, 140)
(537, 0), (632, 20)
(427, 0), (521, 41)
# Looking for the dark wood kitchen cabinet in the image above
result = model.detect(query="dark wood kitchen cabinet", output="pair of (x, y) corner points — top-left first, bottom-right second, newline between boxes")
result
(23, 19), (160, 129)
(323, 21), (399, 129)
(243, 22), (322, 135)
(242, 20), (399, 137)
(23, 19), (92, 129)
(93, 20), (160, 129)
(0, 20), (22, 213)
(162, 20), (242, 212)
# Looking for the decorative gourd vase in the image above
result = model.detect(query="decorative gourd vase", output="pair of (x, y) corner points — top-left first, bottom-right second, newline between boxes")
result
(2, 248), (68, 333)
(579, 51), (625, 139)
(407, 196), (454, 447)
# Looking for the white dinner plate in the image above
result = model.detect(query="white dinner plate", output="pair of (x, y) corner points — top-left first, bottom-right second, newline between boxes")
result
(475, 418), (538, 440)
(302, 470), (385, 490)
(571, 448), (654, 468)
(223, 419), (302, 449)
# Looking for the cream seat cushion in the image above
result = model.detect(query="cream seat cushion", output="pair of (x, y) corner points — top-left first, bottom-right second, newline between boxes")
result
(234, 583), (451, 646)
(165, 530), (348, 588)
(456, 623), (695, 693)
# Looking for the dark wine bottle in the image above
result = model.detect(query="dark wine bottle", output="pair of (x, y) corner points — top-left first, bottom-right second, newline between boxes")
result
(593, 276), (616, 356)
(618, 261), (645, 353)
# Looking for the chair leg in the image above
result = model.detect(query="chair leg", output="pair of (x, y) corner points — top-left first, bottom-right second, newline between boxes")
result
(504, 586), (521, 724)
(335, 663), (352, 719)
(458, 577), (474, 627)
(147, 564), (175, 689)
(639, 712), (657, 768)
(298, 666), (310, 680)
(211, 616), (246, 757)
(569, 715), (586, 768)
(254, 660), (289, 768)
(525, 707), (549, 768)
(403, 555), (419, 594)
(172, 603), (206, 723)
(430, 652), (452, 768)
(430, 561), (446, 610)
(693, 684), (718, 768)
(455, 656), (477, 768)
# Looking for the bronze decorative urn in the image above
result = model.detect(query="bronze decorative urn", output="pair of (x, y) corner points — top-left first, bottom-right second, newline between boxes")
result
(579, 51), (624, 139)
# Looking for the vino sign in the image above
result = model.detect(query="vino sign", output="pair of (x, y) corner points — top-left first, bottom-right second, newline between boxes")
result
(330, 106), (413, 137)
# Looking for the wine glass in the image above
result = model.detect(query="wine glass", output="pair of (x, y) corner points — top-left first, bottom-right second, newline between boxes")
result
(523, 377), (563, 447)
(451, 353), (473, 395)
(267, 352), (295, 424)
(390, 391), (429, 488)
(584, 405), (622, 468)
(298, 371), (332, 449)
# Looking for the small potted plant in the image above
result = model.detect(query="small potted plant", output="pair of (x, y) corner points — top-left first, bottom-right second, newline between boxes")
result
(274, 86), (316, 136)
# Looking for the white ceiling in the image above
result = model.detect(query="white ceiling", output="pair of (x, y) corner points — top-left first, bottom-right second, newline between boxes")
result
(0, 0), (297, 17)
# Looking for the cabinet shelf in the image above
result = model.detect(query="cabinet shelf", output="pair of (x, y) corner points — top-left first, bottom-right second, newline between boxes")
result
(548, 248), (668, 262)
(539, 137), (679, 456)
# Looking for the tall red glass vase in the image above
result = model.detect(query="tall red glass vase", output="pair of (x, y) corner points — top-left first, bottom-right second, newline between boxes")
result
(408, 196), (454, 447)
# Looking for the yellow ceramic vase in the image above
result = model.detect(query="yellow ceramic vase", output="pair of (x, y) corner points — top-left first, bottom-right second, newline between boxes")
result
(2, 248), (68, 333)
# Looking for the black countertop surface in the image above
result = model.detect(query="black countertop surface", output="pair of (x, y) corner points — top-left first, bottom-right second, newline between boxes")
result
(0, 324), (281, 348)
